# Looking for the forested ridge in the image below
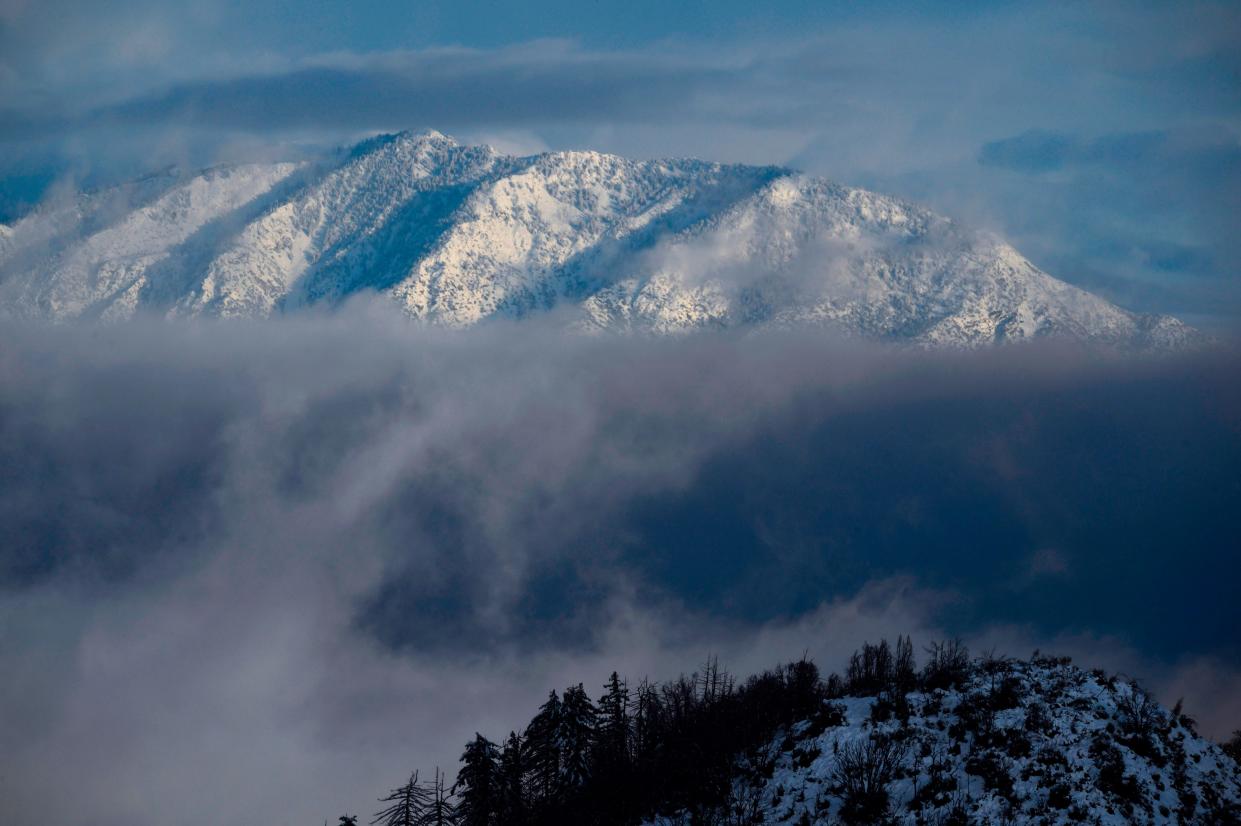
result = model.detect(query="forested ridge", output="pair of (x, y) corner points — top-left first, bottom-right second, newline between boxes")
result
(331, 639), (1241, 825)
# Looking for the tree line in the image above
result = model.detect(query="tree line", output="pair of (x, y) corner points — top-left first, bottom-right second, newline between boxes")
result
(328, 636), (987, 825)
(330, 636), (1239, 824)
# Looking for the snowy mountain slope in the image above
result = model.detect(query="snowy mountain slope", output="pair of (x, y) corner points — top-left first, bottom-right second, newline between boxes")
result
(0, 130), (1196, 347)
(173, 132), (508, 318)
(0, 167), (191, 274)
(0, 164), (300, 320)
(648, 657), (1241, 825)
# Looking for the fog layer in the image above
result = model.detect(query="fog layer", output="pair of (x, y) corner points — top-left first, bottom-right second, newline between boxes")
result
(1, 311), (1238, 825)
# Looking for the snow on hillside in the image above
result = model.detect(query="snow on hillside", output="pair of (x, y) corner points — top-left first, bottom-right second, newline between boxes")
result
(648, 656), (1241, 825)
(0, 130), (1197, 347)
(0, 164), (300, 320)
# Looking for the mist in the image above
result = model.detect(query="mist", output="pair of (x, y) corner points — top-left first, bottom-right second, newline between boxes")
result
(1, 309), (1238, 825)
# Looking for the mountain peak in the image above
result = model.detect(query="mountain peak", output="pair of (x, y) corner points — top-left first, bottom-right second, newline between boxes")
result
(394, 127), (458, 147)
(0, 132), (1198, 348)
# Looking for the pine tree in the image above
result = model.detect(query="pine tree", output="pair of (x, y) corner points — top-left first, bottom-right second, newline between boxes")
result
(559, 683), (598, 789)
(498, 731), (527, 822)
(371, 772), (430, 826)
(456, 734), (500, 826)
(596, 671), (630, 770)
(525, 690), (563, 802)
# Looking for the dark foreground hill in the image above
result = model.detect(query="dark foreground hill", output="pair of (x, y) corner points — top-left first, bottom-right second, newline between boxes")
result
(352, 639), (1241, 826)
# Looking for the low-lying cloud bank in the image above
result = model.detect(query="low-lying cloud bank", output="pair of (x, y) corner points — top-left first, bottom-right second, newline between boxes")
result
(1, 312), (1239, 825)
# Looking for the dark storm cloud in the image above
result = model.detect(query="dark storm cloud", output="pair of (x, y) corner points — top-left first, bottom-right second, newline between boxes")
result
(2, 314), (1240, 824)
(3, 314), (1240, 653)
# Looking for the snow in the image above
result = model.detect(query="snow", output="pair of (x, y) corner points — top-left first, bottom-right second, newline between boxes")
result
(0, 130), (1197, 348)
(0, 164), (300, 319)
(645, 658), (1241, 825)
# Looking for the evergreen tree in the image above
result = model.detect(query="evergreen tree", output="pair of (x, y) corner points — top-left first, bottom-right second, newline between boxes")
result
(456, 734), (500, 826)
(524, 690), (563, 801)
(371, 772), (430, 826)
(596, 671), (630, 770)
(498, 731), (527, 822)
(559, 683), (598, 789)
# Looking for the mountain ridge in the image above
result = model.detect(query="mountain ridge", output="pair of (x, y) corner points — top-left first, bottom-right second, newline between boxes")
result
(0, 130), (1197, 348)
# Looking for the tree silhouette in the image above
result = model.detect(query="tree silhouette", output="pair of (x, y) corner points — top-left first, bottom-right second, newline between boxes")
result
(831, 736), (908, 824)
(497, 732), (527, 822)
(559, 684), (598, 790)
(371, 772), (430, 826)
(524, 690), (562, 802)
(596, 671), (630, 770)
(424, 768), (456, 826)
(455, 734), (500, 826)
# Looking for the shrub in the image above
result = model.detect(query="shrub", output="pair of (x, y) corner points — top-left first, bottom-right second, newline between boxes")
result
(830, 736), (907, 824)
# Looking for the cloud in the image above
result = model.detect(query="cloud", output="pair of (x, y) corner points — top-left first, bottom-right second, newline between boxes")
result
(978, 127), (1241, 178)
(964, 125), (1241, 324)
(0, 43), (734, 142)
(1, 314), (1240, 824)
(978, 130), (1074, 173)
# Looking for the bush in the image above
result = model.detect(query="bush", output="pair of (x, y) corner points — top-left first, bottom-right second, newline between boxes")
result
(830, 736), (907, 824)
(1223, 730), (1241, 764)
(1090, 735), (1144, 814)
(964, 751), (1015, 803)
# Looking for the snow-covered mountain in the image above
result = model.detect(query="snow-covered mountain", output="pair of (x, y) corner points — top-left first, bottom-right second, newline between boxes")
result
(0, 130), (1195, 347)
(647, 655), (1241, 826)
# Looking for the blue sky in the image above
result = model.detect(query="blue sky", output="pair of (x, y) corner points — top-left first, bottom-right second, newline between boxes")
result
(1, 1), (1239, 327)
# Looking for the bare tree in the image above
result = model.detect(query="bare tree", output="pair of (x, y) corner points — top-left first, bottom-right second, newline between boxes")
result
(423, 768), (456, 826)
(923, 639), (970, 690)
(830, 736), (908, 824)
(1117, 682), (1159, 731)
(371, 772), (431, 826)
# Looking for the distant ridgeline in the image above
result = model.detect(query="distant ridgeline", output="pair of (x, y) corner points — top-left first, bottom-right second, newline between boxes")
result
(0, 131), (1197, 349)
(342, 639), (1241, 825)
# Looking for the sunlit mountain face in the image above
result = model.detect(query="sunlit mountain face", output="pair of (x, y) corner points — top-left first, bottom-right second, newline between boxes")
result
(0, 131), (1196, 348)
